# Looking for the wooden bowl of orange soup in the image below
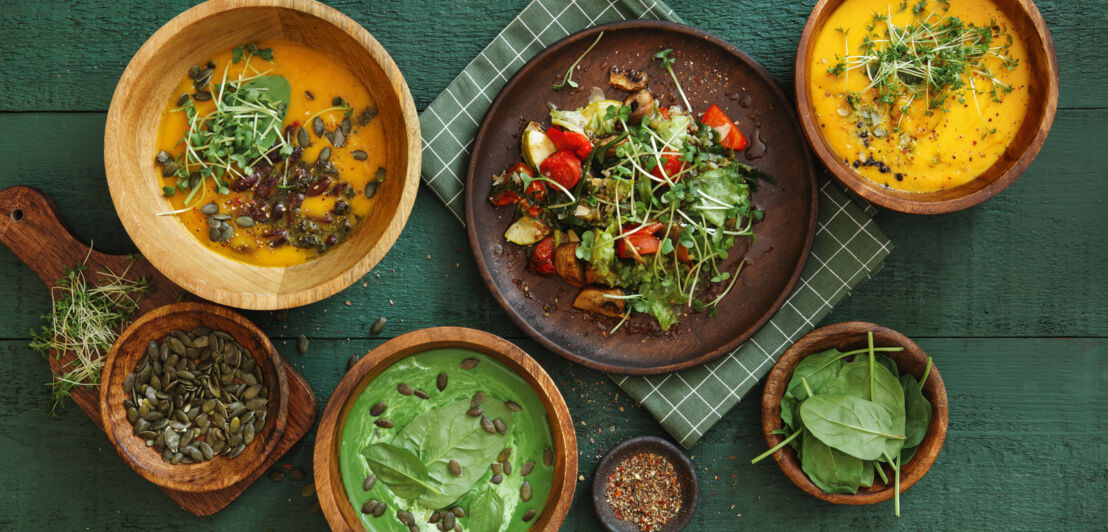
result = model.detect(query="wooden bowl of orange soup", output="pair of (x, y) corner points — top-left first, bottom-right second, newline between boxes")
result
(796, 0), (1058, 214)
(105, 0), (420, 309)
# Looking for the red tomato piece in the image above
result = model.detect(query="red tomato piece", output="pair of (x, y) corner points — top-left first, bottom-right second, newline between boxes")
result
(489, 190), (520, 207)
(701, 104), (748, 151)
(525, 180), (547, 200)
(529, 236), (556, 276)
(539, 150), (583, 190)
(508, 162), (535, 181)
(547, 127), (594, 160)
(649, 152), (687, 183)
(617, 222), (664, 259)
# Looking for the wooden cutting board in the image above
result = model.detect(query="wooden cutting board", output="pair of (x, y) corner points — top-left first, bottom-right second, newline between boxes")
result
(0, 185), (317, 516)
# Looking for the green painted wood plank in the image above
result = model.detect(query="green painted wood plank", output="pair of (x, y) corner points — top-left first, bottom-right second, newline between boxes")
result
(0, 0), (1101, 111)
(0, 109), (1104, 339)
(0, 337), (1103, 530)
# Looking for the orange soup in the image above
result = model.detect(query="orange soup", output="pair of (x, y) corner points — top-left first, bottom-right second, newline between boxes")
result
(809, 0), (1031, 193)
(155, 41), (386, 266)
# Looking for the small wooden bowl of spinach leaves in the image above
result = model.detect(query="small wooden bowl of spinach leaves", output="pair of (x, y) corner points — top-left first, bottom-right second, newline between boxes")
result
(757, 321), (948, 513)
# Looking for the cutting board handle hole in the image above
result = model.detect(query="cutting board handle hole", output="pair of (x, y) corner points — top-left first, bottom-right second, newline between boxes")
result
(9, 209), (22, 222)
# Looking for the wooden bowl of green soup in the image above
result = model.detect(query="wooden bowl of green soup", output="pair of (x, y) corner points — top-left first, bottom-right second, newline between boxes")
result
(313, 327), (578, 531)
(758, 322), (948, 510)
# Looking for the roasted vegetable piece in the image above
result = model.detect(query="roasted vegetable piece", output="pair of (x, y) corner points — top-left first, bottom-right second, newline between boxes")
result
(489, 190), (520, 207)
(617, 222), (664, 260)
(554, 243), (587, 287)
(529, 236), (556, 276)
(572, 287), (626, 318)
(521, 121), (557, 168)
(539, 150), (583, 190)
(504, 216), (550, 245)
(624, 89), (656, 124)
(609, 66), (648, 92)
(545, 127), (593, 159)
(701, 104), (748, 150)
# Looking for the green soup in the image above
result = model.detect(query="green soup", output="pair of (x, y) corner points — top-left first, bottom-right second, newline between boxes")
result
(340, 348), (555, 531)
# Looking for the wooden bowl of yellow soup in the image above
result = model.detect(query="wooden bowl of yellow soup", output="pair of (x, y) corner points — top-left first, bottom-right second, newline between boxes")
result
(313, 327), (578, 531)
(105, 0), (420, 309)
(796, 0), (1058, 213)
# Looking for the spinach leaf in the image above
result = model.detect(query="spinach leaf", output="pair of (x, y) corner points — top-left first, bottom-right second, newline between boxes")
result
(780, 393), (798, 429)
(393, 398), (510, 509)
(901, 445), (919, 464)
(235, 75), (291, 150)
(468, 487), (504, 532)
(859, 460), (875, 488)
(816, 367), (867, 397)
(901, 374), (933, 448)
(800, 430), (863, 494)
(874, 353), (900, 379)
(841, 357), (906, 458)
(360, 442), (439, 499)
(799, 394), (905, 461)
(786, 348), (846, 401)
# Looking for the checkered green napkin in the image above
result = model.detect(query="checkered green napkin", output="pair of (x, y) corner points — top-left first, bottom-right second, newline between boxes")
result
(419, 0), (892, 448)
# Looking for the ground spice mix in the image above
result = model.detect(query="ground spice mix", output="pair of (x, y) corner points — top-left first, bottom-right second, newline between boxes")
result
(604, 452), (683, 531)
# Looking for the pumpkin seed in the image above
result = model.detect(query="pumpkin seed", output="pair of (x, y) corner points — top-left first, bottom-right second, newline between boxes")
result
(503, 460), (512, 475)
(363, 180), (379, 199)
(371, 316), (387, 335)
(193, 90), (212, 102)
(312, 116), (324, 137)
(436, 372), (448, 392)
(460, 357), (479, 370)
(352, 150), (368, 161)
(375, 418), (394, 429)
(332, 96), (344, 106)
(297, 127), (311, 147)
(341, 117), (352, 135)
(219, 223), (233, 241)
(522, 509), (536, 522)
(235, 216), (255, 228)
(467, 406), (484, 417)
(493, 418), (507, 434)
(498, 448), (512, 462)
(521, 460), (535, 476)
(301, 483), (315, 497)
(520, 480), (532, 501)
(200, 202), (218, 215)
(357, 106), (378, 125)
(543, 447), (554, 467)
(414, 389), (430, 399)
(480, 416), (495, 434)
(397, 382), (413, 396)
(451, 507), (465, 518)
(491, 463), (502, 475)
(188, 64), (201, 79)
(362, 499), (378, 514)
(155, 151), (173, 165)
(448, 459), (462, 477)
(347, 354), (360, 371)
(363, 473), (376, 491)
(297, 334), (308, 355)
(505, 400), (522, 412)
(176, 93), (189, 106)
(441, 513), (455, 530)
(490, 473), (503, 484)
(397, 510), (414, 525)
(471, 391), (486, 409)
(373, 502), (387, 518)
(331, 127), (346, 148)
(429, 510), (443, 524)
(162, 162), (179, 177)
(319, 147), (331, 162)
(369, 402), (387, 416)
(376, 166), (387, 182)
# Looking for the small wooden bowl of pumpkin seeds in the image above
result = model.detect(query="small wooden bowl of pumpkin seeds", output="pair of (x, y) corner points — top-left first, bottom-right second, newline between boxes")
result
(100, 302), (289, 493)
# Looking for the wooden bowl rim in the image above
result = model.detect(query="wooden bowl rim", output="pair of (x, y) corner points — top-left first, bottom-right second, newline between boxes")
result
(99, 302), (290, 493)
(103, 0), (421, 309)
(591, 435), (699, 532)
(465, 19), (819, 375)
(794, 0), (1060, 214)
(312, 326), (579, 531)
(760, 321), (949, 504)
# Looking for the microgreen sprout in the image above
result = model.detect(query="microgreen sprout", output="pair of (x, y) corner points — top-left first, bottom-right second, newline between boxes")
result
(554, 31), (604, 90)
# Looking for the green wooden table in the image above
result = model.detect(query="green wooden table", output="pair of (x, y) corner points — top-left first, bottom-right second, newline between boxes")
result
(1, 1), (1104, 529)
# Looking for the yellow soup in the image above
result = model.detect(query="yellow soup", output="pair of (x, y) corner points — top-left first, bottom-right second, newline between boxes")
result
(156, 41), (386, 266)
(809, 0), (1031, 193)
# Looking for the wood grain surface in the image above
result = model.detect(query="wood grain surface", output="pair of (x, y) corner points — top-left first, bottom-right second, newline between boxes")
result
(0, 0), (1104, 530)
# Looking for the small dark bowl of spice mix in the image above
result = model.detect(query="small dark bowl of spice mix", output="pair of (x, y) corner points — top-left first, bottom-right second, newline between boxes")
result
(592, 436), (698, 532)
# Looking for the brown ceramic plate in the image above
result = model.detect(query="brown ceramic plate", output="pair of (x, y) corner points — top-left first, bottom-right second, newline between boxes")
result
(466, 21), (818, 375)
